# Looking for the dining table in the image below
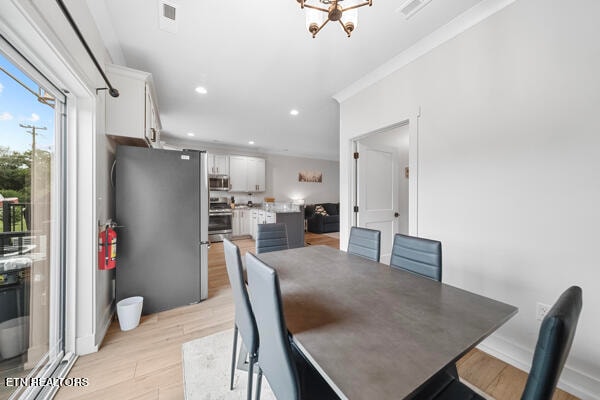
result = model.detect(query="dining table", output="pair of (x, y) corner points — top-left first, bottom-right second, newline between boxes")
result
(255, 245), (518, 400)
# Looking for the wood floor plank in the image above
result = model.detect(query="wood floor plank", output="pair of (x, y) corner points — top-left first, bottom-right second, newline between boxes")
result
(485, 364), (528, 400)
(56, 232), (579, 400)
(457, 348), (507, 391)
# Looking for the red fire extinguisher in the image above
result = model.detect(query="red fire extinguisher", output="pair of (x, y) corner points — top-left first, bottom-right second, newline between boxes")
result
(98, 224), (117, 270)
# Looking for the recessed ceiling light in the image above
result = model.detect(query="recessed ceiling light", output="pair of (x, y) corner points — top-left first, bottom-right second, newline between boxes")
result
(248, 141), (255, 145)
(290, 109), (299, 116)
(195, 86), (207, 94)
(187, 132), (195, 137)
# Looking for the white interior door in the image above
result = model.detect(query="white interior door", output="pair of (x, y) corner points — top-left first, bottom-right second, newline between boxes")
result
(356, 143), (399, 263)
(356, 124), (410, 263)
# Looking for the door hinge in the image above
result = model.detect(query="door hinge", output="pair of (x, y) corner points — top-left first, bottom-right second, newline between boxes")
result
(353, 152), (359, 159)
(353, 206), (359, 213)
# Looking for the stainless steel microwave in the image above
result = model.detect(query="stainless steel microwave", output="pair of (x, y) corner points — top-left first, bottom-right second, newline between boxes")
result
(209, 175), (230, 191)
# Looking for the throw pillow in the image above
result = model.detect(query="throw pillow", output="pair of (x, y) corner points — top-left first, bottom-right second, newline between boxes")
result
(314, 205), (329, 216)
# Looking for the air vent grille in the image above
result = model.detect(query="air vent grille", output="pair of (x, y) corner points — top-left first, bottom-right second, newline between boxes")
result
(159, 1), (178, 33)
(396, 0), (433, 20)
(163, 3), (176, 20)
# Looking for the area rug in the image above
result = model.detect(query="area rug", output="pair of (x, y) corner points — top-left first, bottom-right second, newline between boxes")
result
(182, 330), (492, 400)
(182, 329), (275, 400)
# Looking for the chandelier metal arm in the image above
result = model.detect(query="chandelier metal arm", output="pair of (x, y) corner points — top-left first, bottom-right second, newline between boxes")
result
(303, 3), (330, 13)
(339, 20), (352, 37)
(312, 18), (330, 38)
(341, 1), (372, 12)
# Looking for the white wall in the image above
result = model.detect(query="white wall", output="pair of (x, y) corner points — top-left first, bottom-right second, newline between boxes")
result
(339, 0), (600, 398)
(167, 141), (340, 205)
(265, 153), (339, 205)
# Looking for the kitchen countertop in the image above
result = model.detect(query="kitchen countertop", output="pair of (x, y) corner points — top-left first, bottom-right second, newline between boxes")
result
(232, 204), (301, 213)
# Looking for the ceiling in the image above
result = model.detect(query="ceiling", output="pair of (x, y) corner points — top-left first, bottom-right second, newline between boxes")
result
(89, 0), (485, 160)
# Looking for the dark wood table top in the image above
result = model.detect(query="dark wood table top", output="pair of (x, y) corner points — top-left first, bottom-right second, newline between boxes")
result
(256, 245), (518, 400)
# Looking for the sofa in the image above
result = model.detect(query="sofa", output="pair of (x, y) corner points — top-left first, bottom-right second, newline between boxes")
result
(305, 203), (339, 233)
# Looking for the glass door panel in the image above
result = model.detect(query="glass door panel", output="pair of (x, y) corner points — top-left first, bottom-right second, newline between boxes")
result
(0, 44), (64, 400)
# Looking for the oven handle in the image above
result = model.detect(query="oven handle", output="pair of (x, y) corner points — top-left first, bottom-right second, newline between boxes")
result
(209, 212), (233, 216)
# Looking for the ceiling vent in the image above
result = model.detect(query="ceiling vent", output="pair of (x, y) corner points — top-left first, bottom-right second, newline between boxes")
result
(159, 1), (178, 33)
(396, 0), (433, 20)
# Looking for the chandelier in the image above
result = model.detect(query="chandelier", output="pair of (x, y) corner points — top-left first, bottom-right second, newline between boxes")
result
(297, 0), (373, 38)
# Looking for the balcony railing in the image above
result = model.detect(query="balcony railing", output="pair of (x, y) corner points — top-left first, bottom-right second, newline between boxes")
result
(1, 202), (29, 233)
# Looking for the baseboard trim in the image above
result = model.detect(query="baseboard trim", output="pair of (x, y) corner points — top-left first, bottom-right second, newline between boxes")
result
(95, 301), (115, 347)
(478, 334), (600, 400)
(76, 303), (114, 355)
(75, 334), (98, 355)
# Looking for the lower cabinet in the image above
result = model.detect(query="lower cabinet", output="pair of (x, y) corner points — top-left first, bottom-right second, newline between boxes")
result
(232, 209), (252, 236)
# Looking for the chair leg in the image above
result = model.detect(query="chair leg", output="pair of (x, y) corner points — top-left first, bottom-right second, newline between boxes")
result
(246, 355), (255, 400)
(446, 363), (459, 379)
(230, 324), (238, 390)
(255, 366), (263, 400)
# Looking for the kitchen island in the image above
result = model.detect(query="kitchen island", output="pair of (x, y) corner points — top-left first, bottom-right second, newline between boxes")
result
(233, 203), (304, 248)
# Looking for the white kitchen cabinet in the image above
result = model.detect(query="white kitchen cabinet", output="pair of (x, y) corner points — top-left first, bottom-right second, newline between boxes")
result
(248, 158), (266, 192)
(232, 209), (241, 236)
(250, 209), (269, 238)
(105, 64), (161, 148)
(229, 156), (266, 192)
(243, 209), (252, 235)
(229, 156), (247, 192)
(232, 208), (251, 236)
(251, 209), (259, 238)
(207, 154), (229, 175)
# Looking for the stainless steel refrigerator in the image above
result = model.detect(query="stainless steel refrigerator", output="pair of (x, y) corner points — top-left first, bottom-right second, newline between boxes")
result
(115, 145), (209, 314)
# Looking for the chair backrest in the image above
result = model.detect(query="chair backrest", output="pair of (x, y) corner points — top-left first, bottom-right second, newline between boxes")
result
(347, 227), (381, 262)
(245, 253), (300, 400)
(223, 239), (258, 354)
(390, 234), (442, 281)
(256, 223), (289, 254)
(521, 286), (583, 400)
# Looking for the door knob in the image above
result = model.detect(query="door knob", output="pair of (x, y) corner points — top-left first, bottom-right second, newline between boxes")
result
(394, 212), (399, 218)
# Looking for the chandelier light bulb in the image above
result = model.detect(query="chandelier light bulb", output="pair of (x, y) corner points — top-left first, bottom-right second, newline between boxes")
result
(341, 8), (358, 37)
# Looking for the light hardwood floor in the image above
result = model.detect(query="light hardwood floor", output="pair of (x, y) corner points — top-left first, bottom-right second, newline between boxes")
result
(55, 233), (578, 400)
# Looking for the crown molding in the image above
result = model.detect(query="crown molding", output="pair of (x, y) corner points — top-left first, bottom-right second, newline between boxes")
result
(333, 0), (517, 103)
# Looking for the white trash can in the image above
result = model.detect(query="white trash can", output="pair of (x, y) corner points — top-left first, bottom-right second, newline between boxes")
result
(116, 296), (143, 331)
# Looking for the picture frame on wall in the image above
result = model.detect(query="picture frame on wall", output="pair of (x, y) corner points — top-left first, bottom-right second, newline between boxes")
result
(299, 171), (322, 183)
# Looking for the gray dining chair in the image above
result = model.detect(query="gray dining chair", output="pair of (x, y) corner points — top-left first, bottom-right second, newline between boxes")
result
(417, 286), (582, 400)
(347, 226), (381, 262)
(223, 239), (258, 400)
(245, 253), (339, 400)
(255, 223), (289, 254)
(389, 233), (442, 281)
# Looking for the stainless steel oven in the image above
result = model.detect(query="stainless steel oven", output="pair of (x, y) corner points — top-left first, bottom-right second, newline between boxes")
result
(209, 197), (232, 241)
(209, 175), (230, 191)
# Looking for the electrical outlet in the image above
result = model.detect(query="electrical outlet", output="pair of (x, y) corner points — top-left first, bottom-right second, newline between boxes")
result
(536, 302), (551, 321)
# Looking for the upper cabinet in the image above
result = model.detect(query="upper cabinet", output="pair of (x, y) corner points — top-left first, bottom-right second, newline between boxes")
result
(229, 156), (266, 192)
(207, 154), (229, 175)
(105, 64), (161, 148)
(247, 157), (266, 192)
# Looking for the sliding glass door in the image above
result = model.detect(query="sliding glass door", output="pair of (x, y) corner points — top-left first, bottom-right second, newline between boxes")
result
(0, 40), (66, 400)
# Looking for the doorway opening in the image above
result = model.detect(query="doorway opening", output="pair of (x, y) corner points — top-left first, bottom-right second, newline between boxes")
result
(353, 122), (413, 263)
